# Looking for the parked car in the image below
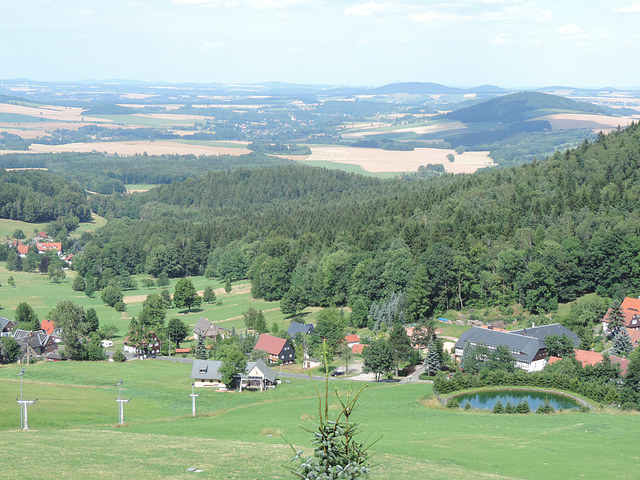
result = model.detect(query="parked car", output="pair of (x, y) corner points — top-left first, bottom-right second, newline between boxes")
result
(330, 369), (344, 376)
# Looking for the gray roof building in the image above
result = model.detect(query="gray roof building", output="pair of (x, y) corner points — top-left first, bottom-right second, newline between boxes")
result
(454, 324), (580, 372)
(287, 321), (315, 337)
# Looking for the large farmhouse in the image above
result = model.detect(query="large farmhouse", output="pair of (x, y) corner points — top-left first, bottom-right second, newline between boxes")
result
(191, 358), (277, 390)
(193, 317), (231, 341)
(253, 333), (295, 364)
(454, 324), (580, 372)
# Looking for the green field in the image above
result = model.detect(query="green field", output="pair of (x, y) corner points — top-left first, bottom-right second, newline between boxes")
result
(0, 263), (295, 351)
(294, 159), (401, 178)
(0, 360), (638, 480)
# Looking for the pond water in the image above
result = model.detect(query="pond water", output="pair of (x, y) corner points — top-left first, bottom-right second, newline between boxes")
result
(454, 390), (581, 411)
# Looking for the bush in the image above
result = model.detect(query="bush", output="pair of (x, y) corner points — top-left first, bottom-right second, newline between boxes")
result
(113, 351), (126, 362)
(446, 397), (459, 409)
(114, 301), (126, 312)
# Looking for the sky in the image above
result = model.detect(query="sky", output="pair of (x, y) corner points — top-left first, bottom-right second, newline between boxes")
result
(4, 0), (640, 89)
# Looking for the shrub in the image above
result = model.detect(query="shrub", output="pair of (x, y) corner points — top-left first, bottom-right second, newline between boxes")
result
(114, 301), (126, 312)
(113, 351), (126, 362)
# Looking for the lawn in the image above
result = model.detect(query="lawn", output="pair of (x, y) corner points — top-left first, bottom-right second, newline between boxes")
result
(0, 360), (638, 480)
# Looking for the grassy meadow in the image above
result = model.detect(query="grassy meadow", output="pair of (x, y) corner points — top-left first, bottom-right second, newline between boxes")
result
(0, 359), (637, 480)
(0, 261), (306, 352)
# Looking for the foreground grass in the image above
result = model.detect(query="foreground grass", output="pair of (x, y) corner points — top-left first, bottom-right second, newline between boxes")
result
(1, 360), (638, 480)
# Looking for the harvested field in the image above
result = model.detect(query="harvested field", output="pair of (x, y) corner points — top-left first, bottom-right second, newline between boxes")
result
(533, 113), (636, 132)
(302, 146), (494, 174)
(0, 140), (251, 157)
(342, 120), (466, 139)
(0, 103), (112, 123)
(132, 113), (214, 122)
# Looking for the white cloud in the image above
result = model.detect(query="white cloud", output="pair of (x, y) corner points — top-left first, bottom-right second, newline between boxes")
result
(171, 0), (236, 5)
(490, 33), (509, 45)
(202, 41), (227, 51)
(615, 1), (640, 13)
(556, 22), (585, 37)
(345, 2), (394, 17)
(246, 0), (311, 9)
(409, 11), (456, 23)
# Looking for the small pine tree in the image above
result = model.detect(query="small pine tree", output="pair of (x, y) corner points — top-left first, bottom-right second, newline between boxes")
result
(225, 278), (232, 294)
(202, 285), (216, 303)
(493, 400), (504, 414)
(516, 400), (530, 414)
(611, 329), (634, 356)
(424, 337), (441, 376)
(8, 276), (15, 287)
(196, 336), (208, 360)
(84, 277), (96, 298)
(606, 299), (626, 336)
(464, 402), (472, 411)
(504, 401), (515, 414)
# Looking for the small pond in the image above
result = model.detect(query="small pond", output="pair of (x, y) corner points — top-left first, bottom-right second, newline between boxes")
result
(453, 389), (581, 411)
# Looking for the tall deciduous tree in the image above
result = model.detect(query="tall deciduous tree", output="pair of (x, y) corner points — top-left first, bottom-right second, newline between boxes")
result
(15, 302), (39, 331)
(219, 344), (247, 388)
(362, 339), (394, 381)
(50, 300), (87, 360)
(167, 318), (188, 348)
(173, 278), (201, 312)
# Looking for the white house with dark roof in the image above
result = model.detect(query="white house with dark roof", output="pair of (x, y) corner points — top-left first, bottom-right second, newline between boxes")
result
(191, 358), (277, 390)
(193, 317), (231, 341)
(454, 324), (580, 372)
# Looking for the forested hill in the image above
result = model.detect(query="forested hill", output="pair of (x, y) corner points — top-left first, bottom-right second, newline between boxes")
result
(444, 91), (613, 123)
(0, 169), (91, 222)
(79, 122), (640, 333)
(0, 151), (295, 195)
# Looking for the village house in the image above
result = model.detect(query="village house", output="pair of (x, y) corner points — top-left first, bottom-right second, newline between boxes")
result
(123, 330), (161, 357)
(253, 333), (295, 364)
(454, 324), (580, 372)
(193, 317), (231, 341)
(0, 316), (15, 337)
(602, 297), (640, 333)
(13, 329), (59, 363)
(548, 349), (630, 376)
(190, 358), (277, 390)
(287, 321), (315, 337)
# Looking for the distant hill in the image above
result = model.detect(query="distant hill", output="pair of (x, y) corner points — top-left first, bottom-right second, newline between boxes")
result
(367, 82), (466, 95)
(444, 91), (613, 123)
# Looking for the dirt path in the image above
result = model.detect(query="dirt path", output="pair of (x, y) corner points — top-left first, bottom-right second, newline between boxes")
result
(122, 282), (252, 304)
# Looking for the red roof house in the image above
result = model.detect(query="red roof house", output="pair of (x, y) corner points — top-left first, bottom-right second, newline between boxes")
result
(41, 319), (56, 335)
(36, 242), (63, 254)
(550, 350), (631, 376)
(603, 297), (640, 330)
(352, 344), (367, 355)
(253, 333), (295, 364)
(345, 334), (360, 347)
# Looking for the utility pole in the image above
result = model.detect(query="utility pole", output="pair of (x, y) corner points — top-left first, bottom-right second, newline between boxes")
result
(17, 368), (37, 430)
(190, 383), (199, 417)
(114, 379), (130, 424)
(168, 335), (171, 358)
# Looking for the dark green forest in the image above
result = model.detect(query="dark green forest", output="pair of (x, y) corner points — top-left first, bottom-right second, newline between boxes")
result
(0, 152), (294, 194)
(32, 122), (636, 327)
(0, 169), (91, 222)
(5, 122), (640, 340)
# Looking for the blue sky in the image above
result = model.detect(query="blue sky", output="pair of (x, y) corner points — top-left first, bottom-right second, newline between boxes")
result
(4, 0), (640, 88)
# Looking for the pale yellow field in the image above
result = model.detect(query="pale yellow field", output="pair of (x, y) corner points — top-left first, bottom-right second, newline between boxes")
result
(533, 113), (636, 132)
(342, 120), (466, 139)
(0, 103), (112, 123)
(303, 146), (494, 173)
(0, 140), (251, 157)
